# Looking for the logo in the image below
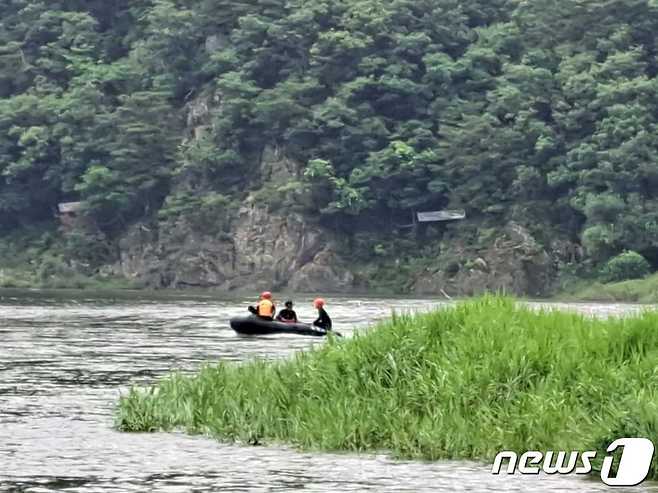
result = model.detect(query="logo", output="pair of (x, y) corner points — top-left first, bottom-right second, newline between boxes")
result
(492, 438), (655, 486)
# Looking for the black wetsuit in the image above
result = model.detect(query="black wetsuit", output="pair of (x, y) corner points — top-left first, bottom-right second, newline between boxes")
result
(276, 309), (298, 323)
(313, 307), (332, 331)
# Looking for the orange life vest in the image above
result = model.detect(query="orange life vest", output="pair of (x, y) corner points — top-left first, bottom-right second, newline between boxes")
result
(257, 299), (275, 317)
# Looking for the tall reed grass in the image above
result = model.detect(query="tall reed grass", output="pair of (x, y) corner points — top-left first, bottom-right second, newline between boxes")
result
(116, 296), (658, 477)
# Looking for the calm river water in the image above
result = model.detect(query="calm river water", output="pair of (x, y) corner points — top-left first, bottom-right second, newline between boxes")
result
(0, 289), (656, 492)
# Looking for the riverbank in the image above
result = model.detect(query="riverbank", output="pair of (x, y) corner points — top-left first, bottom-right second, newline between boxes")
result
(0, 267), (139, 290)
(0, 228), (140, 290)
(116, 296), (658, 479)
(563, 273), (658, 304)
(2, 226), (656, 299)
(0, 220), (560, 296)
(3, 260), (658, 304)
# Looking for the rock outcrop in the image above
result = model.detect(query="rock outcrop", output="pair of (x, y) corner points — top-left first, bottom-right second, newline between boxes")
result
(259, 145), (301, 183)
(289, 247), (355, 292)
(114, 216), (556, 295)
(413, 223), (556, 297)
(113, 144), (354, 291)
(114, 200), (353, 291)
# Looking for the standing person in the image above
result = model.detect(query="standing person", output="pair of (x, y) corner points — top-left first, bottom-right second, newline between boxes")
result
(249, 291), (276, 320)
(312, 298), (332, 331)
(276, 301), (298, 323)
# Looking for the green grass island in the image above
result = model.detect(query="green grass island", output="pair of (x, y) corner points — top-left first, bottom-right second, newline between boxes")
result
(116, 296), (658, 479)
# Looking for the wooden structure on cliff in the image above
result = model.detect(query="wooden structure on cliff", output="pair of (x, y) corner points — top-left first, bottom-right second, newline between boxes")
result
(416, 210), (466, 223)
(398, 209), (467, 229)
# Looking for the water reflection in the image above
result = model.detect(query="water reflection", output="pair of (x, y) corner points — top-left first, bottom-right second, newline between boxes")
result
(0, 290), (655, 492)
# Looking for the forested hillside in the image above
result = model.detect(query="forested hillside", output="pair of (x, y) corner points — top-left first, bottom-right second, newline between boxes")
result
(1, 0), (658, 292)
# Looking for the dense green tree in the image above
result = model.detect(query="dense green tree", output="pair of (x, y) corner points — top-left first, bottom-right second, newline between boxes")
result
(2, 0), (658, 271)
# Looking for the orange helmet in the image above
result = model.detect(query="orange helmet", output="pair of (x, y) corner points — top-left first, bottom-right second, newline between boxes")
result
(313, 298), (325, 308)
(261, 291), (272, 300)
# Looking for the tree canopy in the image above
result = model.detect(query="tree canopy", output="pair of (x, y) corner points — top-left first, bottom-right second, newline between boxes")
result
(1, 0), (658, 269)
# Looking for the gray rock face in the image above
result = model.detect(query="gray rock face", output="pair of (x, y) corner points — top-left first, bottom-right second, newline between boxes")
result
(413, 222), (556, 297)
(114, 215), (555, 296)
(115, 224), (162, 286)
(260, 145), (301, 183)
(228, 198), (325, 289)
(107, 98), (356, 293)
(289, 248), (355, 292)
(114, 197), (353, 292)
(186, 94), (211, 129)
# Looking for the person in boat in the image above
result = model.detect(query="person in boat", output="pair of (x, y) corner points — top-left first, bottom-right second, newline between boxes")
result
(312, 298), (332, 331)
(248, 291), (276, 320)
(276, 300), (298, 323)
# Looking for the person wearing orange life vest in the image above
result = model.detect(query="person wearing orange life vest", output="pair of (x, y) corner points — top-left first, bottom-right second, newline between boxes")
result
(248, 291), (276, 320)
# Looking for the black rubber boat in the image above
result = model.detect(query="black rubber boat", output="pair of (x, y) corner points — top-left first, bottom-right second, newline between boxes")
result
(230, 315), (333, 337)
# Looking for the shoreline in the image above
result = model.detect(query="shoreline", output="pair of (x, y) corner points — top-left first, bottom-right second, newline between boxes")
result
(556, 273), (658, 304)
(1, 276), (657, 305)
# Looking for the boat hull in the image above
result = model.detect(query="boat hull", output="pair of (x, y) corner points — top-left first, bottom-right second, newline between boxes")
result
(230, 315), (329, 337)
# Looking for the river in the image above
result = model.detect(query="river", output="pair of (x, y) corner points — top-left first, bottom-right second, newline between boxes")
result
(0, 289), (656, 492)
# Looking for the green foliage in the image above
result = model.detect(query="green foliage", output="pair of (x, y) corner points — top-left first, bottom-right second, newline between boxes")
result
(582, 224), (618, 261)
(0, 1), (179, 233)
(602, 251), (651, 282)
(117, 296), (658, 478)
(158, 191), (235, 234)
(0, 225), (131, 288)
(62, 229), (114, 269)
(2, 0), (658, 272)
(567, 272), (658, 303)
(36, 253), (77, 283)
(581, 194), (626, 224)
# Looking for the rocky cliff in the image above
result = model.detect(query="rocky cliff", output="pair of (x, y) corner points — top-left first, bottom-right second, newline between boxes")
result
(106, 96), (559, 296)
(113, 204), (356, 292)
(111, 142), (355, 292)
(412, 223), (557, 297)
(112, 198), (560, 296)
